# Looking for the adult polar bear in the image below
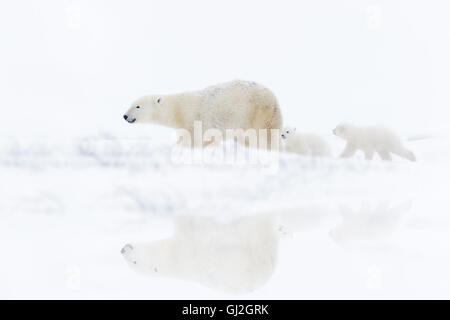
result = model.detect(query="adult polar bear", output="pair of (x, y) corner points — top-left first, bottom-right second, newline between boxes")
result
(123, 80), (283, 148)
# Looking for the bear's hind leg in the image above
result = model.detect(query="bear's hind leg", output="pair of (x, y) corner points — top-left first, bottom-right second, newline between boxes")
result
(377, 150), (392, 161)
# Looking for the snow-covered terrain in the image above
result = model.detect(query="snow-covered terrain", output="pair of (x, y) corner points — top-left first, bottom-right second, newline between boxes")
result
(1, 134), (449, 299)
(2, 0), (450, 299)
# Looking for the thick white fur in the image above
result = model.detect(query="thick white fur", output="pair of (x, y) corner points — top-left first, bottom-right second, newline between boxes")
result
(123, 80), (283, 147)
(120, 214), (278, 293)
(333, 122), (416, 161)
(281, 127), (331, 157)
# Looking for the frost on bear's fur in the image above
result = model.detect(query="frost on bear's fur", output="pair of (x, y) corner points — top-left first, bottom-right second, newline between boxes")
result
(123, 80), (283, 148)
(333, 122), (416, 161)
(281, 127), (331, 157)
(121, 214), (279, 293)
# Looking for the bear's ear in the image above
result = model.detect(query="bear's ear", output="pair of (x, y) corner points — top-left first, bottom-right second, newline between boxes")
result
(293, 127), (297, 133)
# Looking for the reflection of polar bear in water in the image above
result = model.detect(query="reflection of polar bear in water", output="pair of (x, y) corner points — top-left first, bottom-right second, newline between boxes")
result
(281, 127), (331, 157)
(333, 122), (416, 161)
(121, 214), (278, 293)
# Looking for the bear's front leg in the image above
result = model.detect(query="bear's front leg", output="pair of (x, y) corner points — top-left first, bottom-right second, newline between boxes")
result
(364, 149), (374, 160)
(176, 129), (195, 148)
(340, 143), (356, 158)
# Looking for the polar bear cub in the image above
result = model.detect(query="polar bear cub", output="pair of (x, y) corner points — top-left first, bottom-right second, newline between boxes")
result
(333, 122), (416, 161)
(281, 127), (331, 157)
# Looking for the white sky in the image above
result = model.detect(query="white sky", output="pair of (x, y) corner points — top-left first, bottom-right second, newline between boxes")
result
(1, 0), (449, 137)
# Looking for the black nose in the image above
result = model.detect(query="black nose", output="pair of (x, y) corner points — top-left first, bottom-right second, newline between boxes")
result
(123, 115), (128, 120)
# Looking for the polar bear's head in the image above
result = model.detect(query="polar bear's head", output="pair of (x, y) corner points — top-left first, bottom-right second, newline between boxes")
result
(333, 122), (355, 139)
(123, 95), (163, 124)
(281, 127), (296, 140)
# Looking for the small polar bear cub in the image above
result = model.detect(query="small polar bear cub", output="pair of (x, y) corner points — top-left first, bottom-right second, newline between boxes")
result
(333, 122), (416, 161)
(281, 127), (331, 157)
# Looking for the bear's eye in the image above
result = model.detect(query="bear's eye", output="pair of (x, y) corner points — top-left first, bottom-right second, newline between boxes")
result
(286, 131), (290, 134)
(157, 98), (161, 104)
(136, 106), (140, 109)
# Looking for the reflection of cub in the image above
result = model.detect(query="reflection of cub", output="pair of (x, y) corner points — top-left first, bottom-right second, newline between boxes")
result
(330, 201), (412, 245)
(121, 214), (279, 293)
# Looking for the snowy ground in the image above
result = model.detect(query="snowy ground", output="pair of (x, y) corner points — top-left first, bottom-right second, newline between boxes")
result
(2, 0), (450, 300)
(1, 133), (449, 299)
